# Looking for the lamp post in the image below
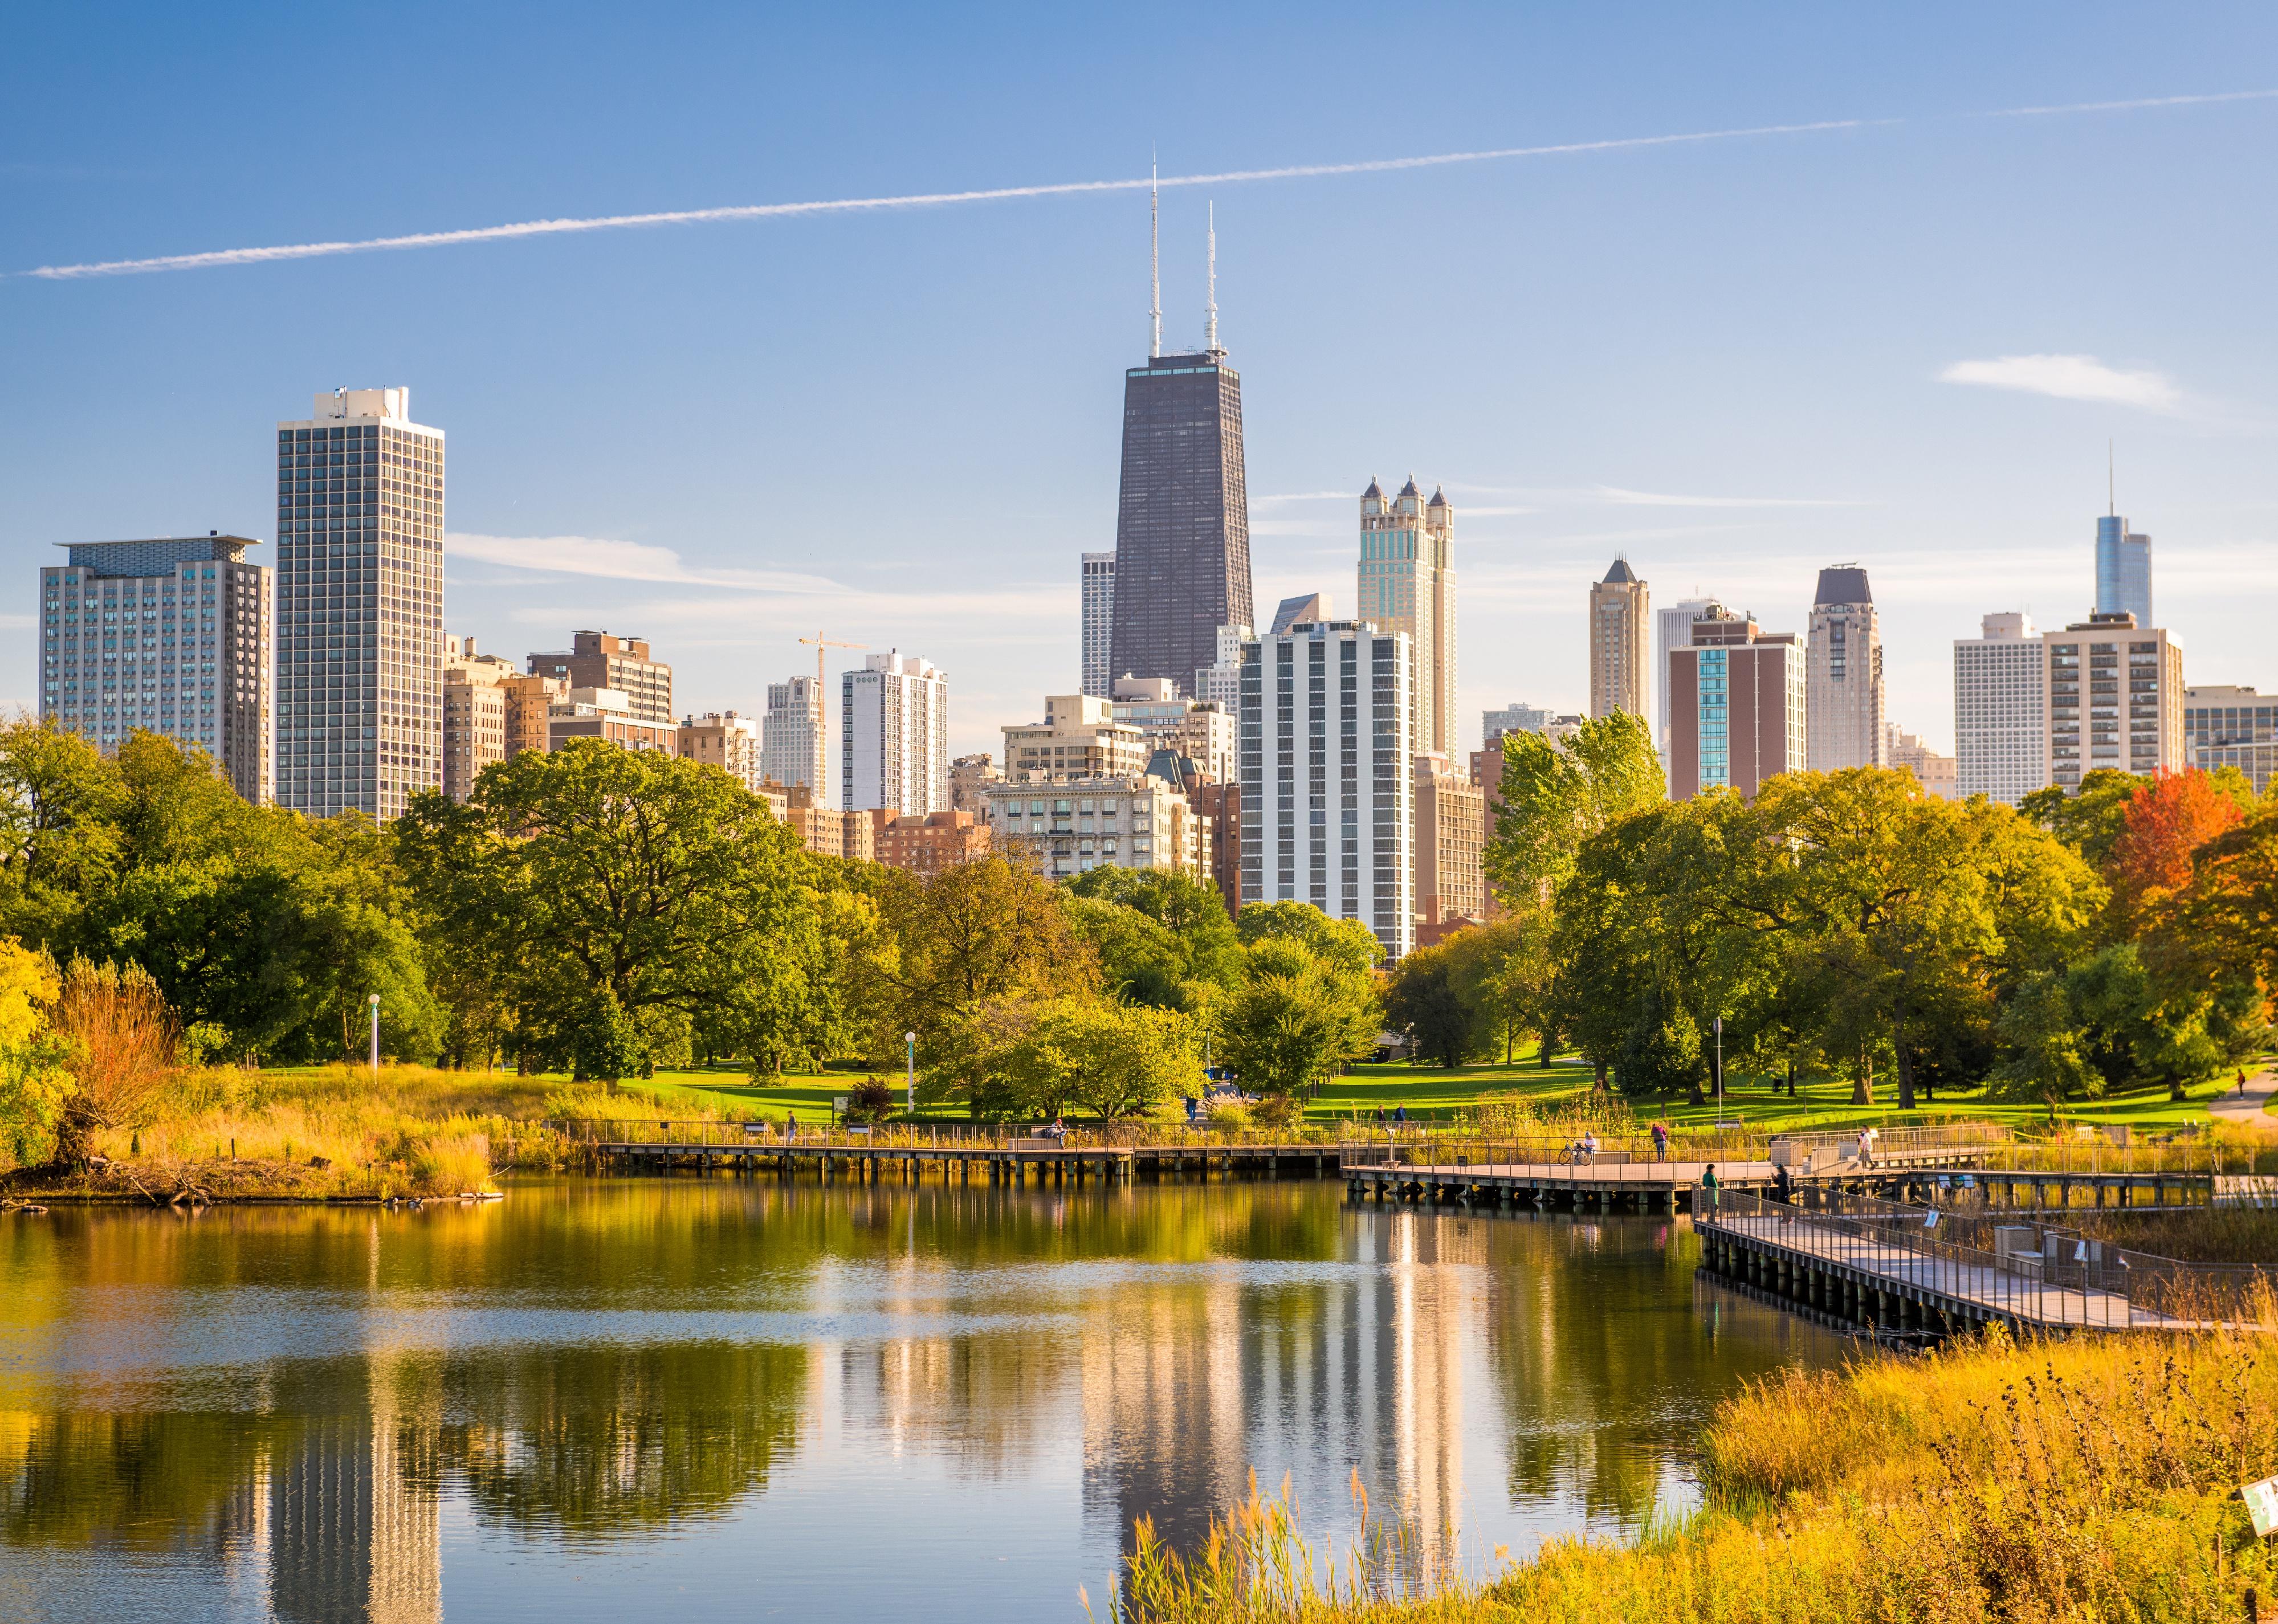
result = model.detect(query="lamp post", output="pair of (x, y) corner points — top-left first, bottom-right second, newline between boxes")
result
(1712, 1015), (1724, 1115)
(905, 1031), (917, 1119)
(369, 994), (382, 1081)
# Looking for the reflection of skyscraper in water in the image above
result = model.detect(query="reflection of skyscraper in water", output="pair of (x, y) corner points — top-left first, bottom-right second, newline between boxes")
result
(269, 1362), (439, 1624)
(1075, 1197), (1480, 1580)
(1374, 1210), (1472, 1574)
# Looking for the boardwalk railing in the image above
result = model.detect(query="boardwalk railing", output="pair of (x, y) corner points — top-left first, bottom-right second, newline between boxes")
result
(549, 1119), (1334, 1153)
(1702, 1187), (2264, 1328)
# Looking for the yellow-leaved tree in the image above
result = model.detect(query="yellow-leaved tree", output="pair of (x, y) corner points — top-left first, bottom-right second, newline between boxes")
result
(0, 937), (70, 1169)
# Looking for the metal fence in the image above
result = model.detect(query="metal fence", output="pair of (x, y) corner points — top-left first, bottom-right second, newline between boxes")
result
(1700, 1186), (2265, 1328)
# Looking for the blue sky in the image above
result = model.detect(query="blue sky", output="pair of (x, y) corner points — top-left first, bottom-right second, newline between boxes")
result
(6, 3), (2277, 757)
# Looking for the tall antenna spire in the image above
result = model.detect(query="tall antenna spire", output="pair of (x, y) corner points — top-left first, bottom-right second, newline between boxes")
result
(1205, 200), (1219, 353)
(1148, 153), (1161, 360)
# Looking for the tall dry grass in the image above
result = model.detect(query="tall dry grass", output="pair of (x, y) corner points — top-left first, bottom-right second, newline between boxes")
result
(1101, 1294), (2278, 1623)
(13, 1063), (693, 1199)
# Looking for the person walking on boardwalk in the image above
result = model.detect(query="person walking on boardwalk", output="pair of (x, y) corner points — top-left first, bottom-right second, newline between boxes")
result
(1375, 1105), (1387, 1133)
(1699, 1164), (1719, 1215)
(1393, 1104), (1407, 1135)
(1772, 1159), (1795, 1221)
(1650, 1121), (1669, 1162)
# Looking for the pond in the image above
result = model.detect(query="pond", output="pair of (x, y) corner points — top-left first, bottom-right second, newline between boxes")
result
(0, 1176), (1840, 1622)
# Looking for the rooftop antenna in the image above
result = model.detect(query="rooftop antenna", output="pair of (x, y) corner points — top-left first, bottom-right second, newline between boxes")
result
(1205, 200), (1219, 353)
(1149, 152), (1162, 360)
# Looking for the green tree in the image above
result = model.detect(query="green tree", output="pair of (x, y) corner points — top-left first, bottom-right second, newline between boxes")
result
(854, 855), (1098, 1082)
(1382, 941), (1474, 1068)
(1213, 937), (1380, 1099)
(1058, 1000), (1199, 1117)
(1438, 916), (1555, 1064)
(397, 741), (828, 1080)
(1067, 866), (1243, 989)
(1234, 900), (1385, 972)
(1066, 896), (1188, 1009)
(1482, 710), (1662, 912)
(2020, 769), (2147, 874)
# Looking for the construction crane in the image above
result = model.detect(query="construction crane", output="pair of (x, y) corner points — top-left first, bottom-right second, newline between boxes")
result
(797, 632), (865, 801)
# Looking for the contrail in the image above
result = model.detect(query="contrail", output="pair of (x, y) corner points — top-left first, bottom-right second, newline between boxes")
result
(16, 90), (2275, 280)
(18, 118), (1875, 280)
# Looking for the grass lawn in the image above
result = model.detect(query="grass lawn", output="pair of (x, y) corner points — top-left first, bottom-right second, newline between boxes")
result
(1309, 1046), (2264, 1134)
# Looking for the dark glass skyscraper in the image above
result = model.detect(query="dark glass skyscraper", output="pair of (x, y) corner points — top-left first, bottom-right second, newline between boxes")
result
(1107, 350), (1252, 693)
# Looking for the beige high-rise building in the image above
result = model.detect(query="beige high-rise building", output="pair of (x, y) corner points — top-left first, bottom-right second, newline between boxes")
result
(1356, 476), (1456, 758)
(527, 631), (673, 724)
(763, 674), (828, 797)
(442, 633), (517, 801)
(1588, 557), (1650, 721)
(1001, 693), (1153, 780)
(2045, 613), (2183, 790)
(948, 752), (1004, 814)
(843, 650), (949, 815)
(502, 671), (562, 760)
(679, 709), (765, 792)
(1412, 753), (1485, 945)
(1806, 566), (1886, 771)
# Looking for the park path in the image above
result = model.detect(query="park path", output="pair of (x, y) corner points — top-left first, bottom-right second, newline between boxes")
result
(2208, 1063), (2277, 1137)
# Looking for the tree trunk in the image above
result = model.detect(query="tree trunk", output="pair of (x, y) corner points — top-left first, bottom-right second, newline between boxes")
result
(1592, 1058), (1608, 1092)
(1785, 1059), (1796, 1099)
(1892, 995), (1917, 1112)
(1851, 1043), (1873, 1107)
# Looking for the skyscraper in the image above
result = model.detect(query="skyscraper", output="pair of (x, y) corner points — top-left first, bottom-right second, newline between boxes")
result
(1238, 618), (1414, 959)
(40, 534), (272, 803)
(1666, 607), (1806, 801)
(842, 650), (949, 815)
(1654, 597), (1717, 784)
(276, 387), (444, 822)
(2044, 614), (2182, 790)
(762, 675), (828, 795)
(1106, 191), (1252, 692)
(1588, 556), (1649, 721)
(1953, 611), (2047, 805)
(2094, 513), (2153, 630)
(1805, 566), (1885, 771)
(2184, 685), (2276, 795)
(1081, 550), (1116, 697)
(1355, 478), (1456, 757)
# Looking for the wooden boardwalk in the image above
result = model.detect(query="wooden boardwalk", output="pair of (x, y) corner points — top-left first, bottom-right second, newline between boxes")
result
(1340, 1145), (2007, 1213)
(584, 1138), (1341, 1185)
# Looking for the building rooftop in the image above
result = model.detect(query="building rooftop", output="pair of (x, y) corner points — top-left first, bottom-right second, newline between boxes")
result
(1601, 556), (1639, 585)
(1269, 593), (1332, 635)
(1814, 565), (1873, 607)
(52, 534), (262, 575)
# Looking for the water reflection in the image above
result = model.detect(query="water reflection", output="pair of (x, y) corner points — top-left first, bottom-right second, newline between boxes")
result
(0, 1179), (1841, 1622)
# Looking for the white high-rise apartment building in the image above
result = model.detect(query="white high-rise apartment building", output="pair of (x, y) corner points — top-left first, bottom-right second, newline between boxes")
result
(1953, 612), (2047, 805)
(1806, 566), (1886, 771)
(2045, 614), (2183, 791)
(40, 536), (272, 803)
(1238, 618), (1414, 959)
(1355, 477), (1454, 758)
(276, 387), (444, 821)
(1655, 597), (1717, 784)
(762, 675), (827, 795)
(842, 650), (949, 815)
(1193, 622), (1251, 711)
(1081, 551), (1116, 698)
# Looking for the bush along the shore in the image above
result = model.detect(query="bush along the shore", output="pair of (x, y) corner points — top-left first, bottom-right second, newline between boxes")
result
(1101, 1300), (2278, 1623)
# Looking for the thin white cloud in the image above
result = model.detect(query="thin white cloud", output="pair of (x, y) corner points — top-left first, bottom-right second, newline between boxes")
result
(1938, 353), (2182, 412)
(1448, 482), (1863, 509)
(449, 531), (843, 593)
(1589, 485), (1867, 509)
(17, 118), (1880, 279)
(1984, 88), (2278, 119)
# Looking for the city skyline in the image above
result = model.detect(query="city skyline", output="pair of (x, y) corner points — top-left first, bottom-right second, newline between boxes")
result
(7, 9), (2278, 765)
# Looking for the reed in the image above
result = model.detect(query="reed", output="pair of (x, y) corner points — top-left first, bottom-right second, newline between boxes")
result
(1102, 1295), (2278, 1623)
